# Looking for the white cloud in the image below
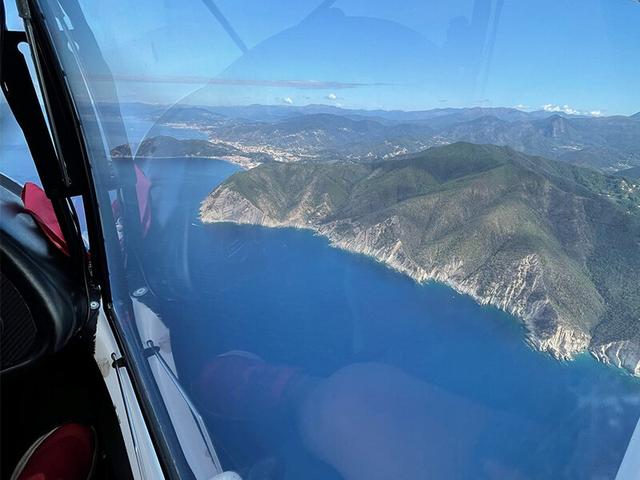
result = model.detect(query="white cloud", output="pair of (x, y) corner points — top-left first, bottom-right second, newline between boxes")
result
(542, 104), (580, 115)
(326, 93), (337, 100)
(282, 97), (293, 105)
(514, 104), (530, 111)
(541, 104), (604, 117)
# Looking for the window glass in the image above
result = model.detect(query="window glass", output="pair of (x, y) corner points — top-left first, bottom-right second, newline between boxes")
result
(1, 3), (48, 187)
(3, 0), (24, 30)
(1, 93), (42, 187)
(37, 1), (640, 479)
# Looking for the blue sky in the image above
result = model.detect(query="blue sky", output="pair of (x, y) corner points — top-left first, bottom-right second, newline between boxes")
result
(7, 0), (640, 115)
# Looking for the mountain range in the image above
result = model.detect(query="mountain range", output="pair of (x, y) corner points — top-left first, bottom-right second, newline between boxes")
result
(147, 104), (640, 172)
(200, 142), (640, 375)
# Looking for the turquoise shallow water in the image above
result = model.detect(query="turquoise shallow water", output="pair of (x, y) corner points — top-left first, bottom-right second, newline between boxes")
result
(138, 157), (640, 479)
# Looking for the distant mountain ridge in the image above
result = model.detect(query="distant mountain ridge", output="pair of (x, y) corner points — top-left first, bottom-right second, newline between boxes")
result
(207, 113), (435, 161)
(146, 104), (640, 172)
(201, 143), (640, 375)
(147, 103), (608, 124)
(434, 114), (640, 170)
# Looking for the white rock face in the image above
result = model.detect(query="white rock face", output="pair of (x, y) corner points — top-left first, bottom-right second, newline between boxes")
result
(200, 189), (273, 227)
(200, 186), (640, 375)
(593, 341), (640, 376)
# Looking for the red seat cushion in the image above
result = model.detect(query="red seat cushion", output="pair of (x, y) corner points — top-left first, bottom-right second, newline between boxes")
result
(13, 423), (96, 480)
(21, 182), (69, 256)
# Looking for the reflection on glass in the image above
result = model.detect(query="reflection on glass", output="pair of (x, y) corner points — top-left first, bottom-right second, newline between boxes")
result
(33, 0), (640, 478)
(1, 95), (42, 186)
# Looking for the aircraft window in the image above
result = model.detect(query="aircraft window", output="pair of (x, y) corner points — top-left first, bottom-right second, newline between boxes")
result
(1, 96), (42, 187)
(31, 0), (640, 479)
(1, 3), (52, 187)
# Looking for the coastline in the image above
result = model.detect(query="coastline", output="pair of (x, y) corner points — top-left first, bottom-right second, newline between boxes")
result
(200, 187), (640, 376)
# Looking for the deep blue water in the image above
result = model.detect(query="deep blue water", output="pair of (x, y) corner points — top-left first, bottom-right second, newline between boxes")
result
(138, 158), (640, 479)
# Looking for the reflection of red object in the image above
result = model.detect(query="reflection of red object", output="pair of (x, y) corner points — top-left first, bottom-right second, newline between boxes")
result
(21, 182), (69, 256)
(12, 423), (96, 480)
(196, 353), (301, 420)
(135, 164), (151, 236)
(111, 165), (152, 238)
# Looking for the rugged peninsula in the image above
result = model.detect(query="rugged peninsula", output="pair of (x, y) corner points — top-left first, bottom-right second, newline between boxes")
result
(200, 143), (640, 374)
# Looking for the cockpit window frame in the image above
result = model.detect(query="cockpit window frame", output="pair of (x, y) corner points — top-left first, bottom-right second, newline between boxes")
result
(14, 0), (198, 477)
